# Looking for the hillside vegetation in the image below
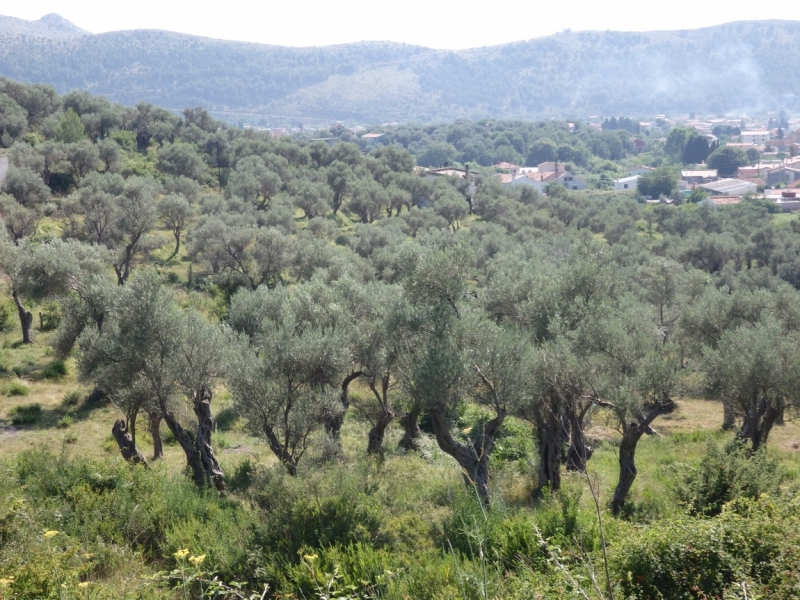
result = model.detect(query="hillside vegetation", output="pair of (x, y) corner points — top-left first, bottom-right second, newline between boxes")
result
(1, 78), (800, 599)
(1, 18), (800, 122)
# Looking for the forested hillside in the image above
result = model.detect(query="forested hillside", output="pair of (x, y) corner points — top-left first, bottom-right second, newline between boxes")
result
(1, 78), (800, 599)
(1, 17), (800, 123)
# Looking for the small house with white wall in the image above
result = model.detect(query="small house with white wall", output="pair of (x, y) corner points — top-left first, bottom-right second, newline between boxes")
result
(614, 175), (640, 191)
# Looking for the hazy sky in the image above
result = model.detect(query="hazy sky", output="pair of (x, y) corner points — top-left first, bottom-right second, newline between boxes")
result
(5, 1), (800, 49)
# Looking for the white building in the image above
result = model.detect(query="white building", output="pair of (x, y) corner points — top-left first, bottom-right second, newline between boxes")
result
(740, 130), (771, 145)
(699, 178), (758, 197)
(505, 170), (587, 193)
(613, 175), (639, 191)
(626, 166), (656, 177)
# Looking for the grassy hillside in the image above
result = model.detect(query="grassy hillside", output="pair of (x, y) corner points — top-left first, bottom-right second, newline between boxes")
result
(1, 19), (800, 122)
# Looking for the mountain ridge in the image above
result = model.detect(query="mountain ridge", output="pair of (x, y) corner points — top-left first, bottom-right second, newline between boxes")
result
(1, 16), (799, 123)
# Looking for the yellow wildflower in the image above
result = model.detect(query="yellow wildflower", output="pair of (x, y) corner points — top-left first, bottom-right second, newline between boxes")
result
(188, 554), (206, 566)
(303, 554), (318, 561)
(173, 548), (190, 560)
(43, 530), (60, 539)
(78, 582), (90, 588)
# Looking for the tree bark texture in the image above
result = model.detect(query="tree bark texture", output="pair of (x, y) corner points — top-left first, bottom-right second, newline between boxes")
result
(739, 396), (778, 452)
(722, 400), (736, 431)
(535, 406), (563, 494)
(12, 289), (33, 344)
(428, 403), (505, 503)
(611, 400), (674, 515)
(148, 411), (164, 460)
(566, 408), (593, 473)
(324, 370), (362, 440)
(192, 385), (225, 490)
(367, 408), (394, 455)
(112, 419), (148, 465)
(398, 405), (422, 450)
(160, 388), (225, 491)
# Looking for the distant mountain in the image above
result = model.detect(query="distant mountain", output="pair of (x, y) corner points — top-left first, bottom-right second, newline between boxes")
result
(1, 16), (799, 123)
(0, 13), (89, 38)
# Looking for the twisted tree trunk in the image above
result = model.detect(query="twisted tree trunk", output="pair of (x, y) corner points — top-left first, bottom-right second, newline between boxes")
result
(324, 370), (363, 440)
(159, 389), (225, 491)
(398, 405), (422, 450)
(535, 406), (563, 494)
(566, 406), (593, 473)
(148, 411), (164, 460)
(192, 385), (225, 490)
(429, 403), (505, 503)
(12, 289), (33, 344)
(366, 375), (395, 456)
(739, 396), (778, 452)
(611, 400), (674, 515)
(112, 419), (148, 465)
(367, 408), (394, 455)
(722, 400), (736, 431)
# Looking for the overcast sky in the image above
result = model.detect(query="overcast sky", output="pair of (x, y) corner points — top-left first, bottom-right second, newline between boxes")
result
(5, 1), (800, 49)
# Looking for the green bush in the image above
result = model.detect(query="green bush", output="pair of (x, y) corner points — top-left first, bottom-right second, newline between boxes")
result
(4, 381), (29, 396)
(62, 389), (82, 407)
(0, 300), (13, 332)
(612, 497), (800, 599)
(39, 301), (61, 331)
(41, 359), (68, 380)
(9, 402), (40, 424)
(677, 440), (783, 516)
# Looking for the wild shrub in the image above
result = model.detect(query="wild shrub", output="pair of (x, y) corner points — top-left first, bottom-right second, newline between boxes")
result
(62, 389), (81, 407)
(39, 301), (61, 331)
(9, 402), (39, 424)
(677, 440), (782, 517)
(4, 381), (29, 397)
(612, 496), (800, 599)
(40, 359), (68, 380)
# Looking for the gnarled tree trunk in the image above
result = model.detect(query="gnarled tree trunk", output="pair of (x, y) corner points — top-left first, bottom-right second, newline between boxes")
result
(112, 419), (148, 465)
(192, 385), (225, 490)
(739, 396), (778, 452)
(12, 289), (33, 344)
(148, 410), (164, 460)
(566, 406), (593, 473)
(398, 405), (422, 450)
(428, 403), (505, 503)
(722, 400), (736, 431)
(611, 400), (674, 515)
(324, 370), (362, 440)
(535, 406), (563, 494)
(367, 408), (395, 455)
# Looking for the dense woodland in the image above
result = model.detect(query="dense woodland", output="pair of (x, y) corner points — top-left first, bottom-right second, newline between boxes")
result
(2, 19), (800, 122)
(1, 78), (800, 599)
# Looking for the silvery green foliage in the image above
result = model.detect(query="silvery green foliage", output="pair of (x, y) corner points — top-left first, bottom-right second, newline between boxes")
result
(227, 283), (350, 474)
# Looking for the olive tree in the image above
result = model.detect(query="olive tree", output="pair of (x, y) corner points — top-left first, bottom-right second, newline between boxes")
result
(77, 272), (229, 488)
(0, 229), (108, 344)
(227, 286), (350, 475)
(702, 318), (799, 452)
(158, 193), (193, 261)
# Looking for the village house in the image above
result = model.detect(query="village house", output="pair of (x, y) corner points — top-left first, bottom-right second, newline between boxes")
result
(681, 169), (718, 184)
(625, 166), (655, 177)
(762, 189), (800, 212)
(740, 130), (771, 145)
(361, 132), (385, 147)
(503, 170), (587, 193)
(493, 162), (522, 176)
(699, 178), (758, 197)
(701, 196), (743, 209)
(613, 175), (639, 191)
